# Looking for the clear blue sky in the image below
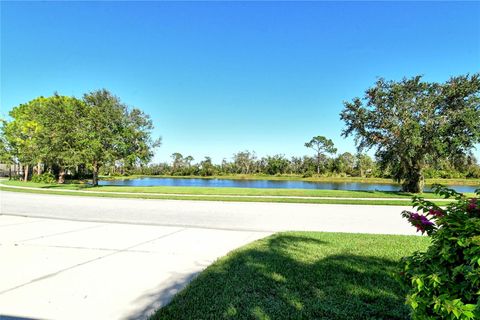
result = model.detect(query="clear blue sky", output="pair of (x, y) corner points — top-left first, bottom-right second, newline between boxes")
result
(2, 1), (479, 163)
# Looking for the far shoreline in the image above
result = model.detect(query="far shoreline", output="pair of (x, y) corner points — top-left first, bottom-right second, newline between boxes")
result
(99, 174), (480, 186)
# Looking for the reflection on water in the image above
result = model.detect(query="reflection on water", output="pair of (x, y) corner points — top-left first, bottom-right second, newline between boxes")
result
(99, 177), (479, 193)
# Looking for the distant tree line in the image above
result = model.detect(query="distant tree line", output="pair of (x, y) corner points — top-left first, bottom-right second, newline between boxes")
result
(0, 90), (161, 186)
(106, 144), (480, 180)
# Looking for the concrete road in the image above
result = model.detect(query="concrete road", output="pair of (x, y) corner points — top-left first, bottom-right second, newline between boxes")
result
(0, 191), (417, 234)
(0, 191), (418, 320)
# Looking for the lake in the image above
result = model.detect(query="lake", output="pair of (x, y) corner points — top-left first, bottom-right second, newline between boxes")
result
(99, 177), (479, 193)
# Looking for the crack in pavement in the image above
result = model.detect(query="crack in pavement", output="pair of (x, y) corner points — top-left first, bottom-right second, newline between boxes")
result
(0, 227), (187, 295)
(18, 224), (105, 243)
(0, 219), (45, 228)
(18, 243), (160, 254)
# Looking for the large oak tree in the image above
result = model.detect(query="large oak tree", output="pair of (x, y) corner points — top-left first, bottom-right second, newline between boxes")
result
(341, 74), (480, 192)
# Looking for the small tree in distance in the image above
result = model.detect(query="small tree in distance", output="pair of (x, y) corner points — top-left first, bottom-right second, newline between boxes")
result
(305, 136), (337, 175)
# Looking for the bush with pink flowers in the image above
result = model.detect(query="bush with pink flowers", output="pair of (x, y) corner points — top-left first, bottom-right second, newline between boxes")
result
(400, 184), (480, 319)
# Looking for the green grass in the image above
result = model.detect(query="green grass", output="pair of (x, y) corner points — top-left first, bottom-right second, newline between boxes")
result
(0, 185), (421, 205)
(151, 232), (430, 320)
(0, 180), (460, 205)
(0, 179), (463, 198)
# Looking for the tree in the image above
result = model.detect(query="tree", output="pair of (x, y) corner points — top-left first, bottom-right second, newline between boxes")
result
(356, 153), (374, 177)
(264, 154), (289, 175)
(2, 95), (90, 182)
(341, 74), (480, 192)
(199, 156), (215, 176)
(171, 153), (184, 173)
(82, 89), (160, 186)
(233, 151), (256, 174)
(184, 156), (194, 168)
(2, 100), (44, 181)
(304, 136), (337, 174)
(36, 95), (87, 183)
(0, 120), (15, 177)
(121, 107), (161, 170)
(289, 156), (303, 174)
(1, 90), (159, 185)
(334, 152), (356, 175)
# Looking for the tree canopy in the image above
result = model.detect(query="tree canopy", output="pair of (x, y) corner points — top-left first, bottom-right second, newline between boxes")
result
(1, 89), (160, 185)
(305, 136), (337, 174)
(340, 74), (480, 192)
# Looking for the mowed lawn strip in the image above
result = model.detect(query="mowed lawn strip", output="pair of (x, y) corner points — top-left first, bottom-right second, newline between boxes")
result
(0, 186), (422, 205)
(151, 232), (430, 320)
(2, 180), (470, 199)
(0, 184), (457, 206)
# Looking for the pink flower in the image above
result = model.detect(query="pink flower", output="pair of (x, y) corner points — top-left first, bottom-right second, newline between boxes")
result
(428, 208), (444, 217)
(408, 212), (435, 234)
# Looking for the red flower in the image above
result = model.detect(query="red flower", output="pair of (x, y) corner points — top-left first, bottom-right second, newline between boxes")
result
(428, 208), (444, 217)
(467, 203), (477, 211)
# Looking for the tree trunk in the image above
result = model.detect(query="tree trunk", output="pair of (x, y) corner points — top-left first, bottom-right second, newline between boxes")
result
(58, 167), (66, 184)
(92, 161), (99, 186)
(316, 153), (321, 175)
(33, 162), (42, 175)
(12, 163), (18, 180)
(402, 169), (424, 193)
(24, 164), (29, 181)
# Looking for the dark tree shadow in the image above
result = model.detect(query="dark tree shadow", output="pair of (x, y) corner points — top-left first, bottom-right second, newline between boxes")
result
(125, 267), (204, 320)
(145, 233), (414, 320)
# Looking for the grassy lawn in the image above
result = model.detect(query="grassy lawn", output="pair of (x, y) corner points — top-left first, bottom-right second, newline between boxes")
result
(151, 232), (430, 320)
(0, 186), (421, 205)
(0, 179), (463, 198)
(0, 180), (461, 205)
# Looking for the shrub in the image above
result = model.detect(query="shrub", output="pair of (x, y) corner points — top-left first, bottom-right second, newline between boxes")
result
(302, 171), (313, 178)
(400, 184), (480, 320)
(31, 172), (56, 184)
(466, 167), (480, 179)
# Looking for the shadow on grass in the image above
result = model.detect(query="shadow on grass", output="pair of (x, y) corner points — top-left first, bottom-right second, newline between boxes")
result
(349, 190), (413, 196)
(148, 233), (414, 320)
(39, 184), (94, 190)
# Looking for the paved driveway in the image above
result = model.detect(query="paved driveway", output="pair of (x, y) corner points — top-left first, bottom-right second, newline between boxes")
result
(0, 191), (417, 319)
(0, 215), (269, 320)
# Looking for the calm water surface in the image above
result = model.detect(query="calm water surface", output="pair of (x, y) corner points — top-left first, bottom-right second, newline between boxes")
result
(99, 177), (479, 193)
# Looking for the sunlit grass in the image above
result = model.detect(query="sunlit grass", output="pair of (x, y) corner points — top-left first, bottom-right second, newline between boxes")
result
(2, 179), (467, 199)
(0, 180), (464, 205)
(151, 232), (430, 320)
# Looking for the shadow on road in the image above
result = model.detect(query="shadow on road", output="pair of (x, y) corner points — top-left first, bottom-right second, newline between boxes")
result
(126, 268), (203, 320)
